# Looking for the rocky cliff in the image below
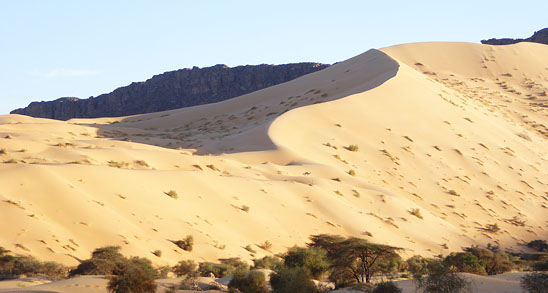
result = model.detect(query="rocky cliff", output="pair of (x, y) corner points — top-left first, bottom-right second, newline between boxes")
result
(11, 63), (329, 120)
(481, 28), (548, 45)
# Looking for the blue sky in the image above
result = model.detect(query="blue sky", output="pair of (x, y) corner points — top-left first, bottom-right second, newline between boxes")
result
(1, 0), (546, 115)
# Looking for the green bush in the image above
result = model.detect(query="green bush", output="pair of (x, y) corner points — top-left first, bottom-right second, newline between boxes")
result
(270, 266), (317, 293)
(219, 258), (249, 271)
(463, 245), (514, 275)
(0, 249), (68, 280)
(521, 272), (548, 293)
(173, 260), (197, 277)
(228, 269), (268, 293)
(282, 246), (330, 279)
(198, 262), (235, 278)
(443, 252), (486, 275)
(70, 246), (127, 276)
(107, 257), (158, 293)
(253, 255), (283, 270)
(414, 261), (471, 293)
(372, 281), (402, 293)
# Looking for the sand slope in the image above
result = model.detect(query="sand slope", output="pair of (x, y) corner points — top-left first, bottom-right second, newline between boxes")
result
(0, 42), (547, 270)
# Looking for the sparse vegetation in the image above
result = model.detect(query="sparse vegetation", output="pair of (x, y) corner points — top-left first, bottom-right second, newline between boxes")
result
(152, 250), (162, 257)
(409, 208), (424, 219)
(348, 169), (356, 176)
(173, 235), (194, 251)
(245, 244), (257, 254)
(346, 144), (359, 152)
(165, 190), (178, 199)
(0, 148), (6, 155)
(134, 160), (149, 167)
(241, 205), (250, 212)
(258, 240), (272, 251)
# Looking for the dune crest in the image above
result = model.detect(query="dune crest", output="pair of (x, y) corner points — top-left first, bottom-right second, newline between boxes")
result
(0, 42), (547, 266)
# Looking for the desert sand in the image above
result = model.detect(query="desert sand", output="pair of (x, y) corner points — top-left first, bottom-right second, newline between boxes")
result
(0, 42), (547, 291)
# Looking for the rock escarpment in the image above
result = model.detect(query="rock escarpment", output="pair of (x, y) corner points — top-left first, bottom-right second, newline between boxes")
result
(11, 63), (329, 120)
(481, 28), (548, 45)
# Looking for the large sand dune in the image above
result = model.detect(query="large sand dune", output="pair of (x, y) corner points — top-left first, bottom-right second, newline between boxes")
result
(1, 42), (547, 269)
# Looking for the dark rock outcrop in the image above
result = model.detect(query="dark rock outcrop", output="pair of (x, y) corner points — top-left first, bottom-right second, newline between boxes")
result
(481, 28), (548, 45)
(11, 63), (329, 120)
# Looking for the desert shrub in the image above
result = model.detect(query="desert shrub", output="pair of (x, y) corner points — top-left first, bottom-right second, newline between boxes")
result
(270, 266), (317, 293)
(253, 255), (283, 270)
(443, 252), (486, 275)
(463, 245), (514, 275)
(107, 257), (158, 293)
(219, 258), (249, 271)
(0, 149), (6, 155)
(521, 272), (548, 293)
(372, 281), (402, 293)
(415, 261), (471, 293)
(173, 235), (193, 251)
(258, 240), (272, 251)
(152, 250), (162, 257)
(198, 262), (235, 278)
(346, 145), (359, 152)
(409, 208), (423, 219)
(407, 255), (436, 277)
(244, 244), (257, 253)
(527, 240), (548, 252)
(173, 260), (197, 277)
(70, 246), (128, 276)
(228, 269), (268, 293)
(282, 246), (330, 279)
(165, 190), (178, 199)
(0, 248), (68, 280)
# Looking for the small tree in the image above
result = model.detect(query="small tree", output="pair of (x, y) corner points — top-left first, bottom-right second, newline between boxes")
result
(308, 234), (402, 284)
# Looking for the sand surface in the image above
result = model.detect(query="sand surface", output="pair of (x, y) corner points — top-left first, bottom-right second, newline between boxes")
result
(1, 42), (547, 291)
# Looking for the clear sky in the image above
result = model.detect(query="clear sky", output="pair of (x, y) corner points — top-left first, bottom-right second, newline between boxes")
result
(1, 0), (546, 115)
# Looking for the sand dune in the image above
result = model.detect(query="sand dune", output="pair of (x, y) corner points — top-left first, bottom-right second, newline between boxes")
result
(1, 42), (547, 274)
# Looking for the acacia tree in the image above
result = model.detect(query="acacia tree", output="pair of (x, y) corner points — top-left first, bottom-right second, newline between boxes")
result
(308, 234), (401, 284)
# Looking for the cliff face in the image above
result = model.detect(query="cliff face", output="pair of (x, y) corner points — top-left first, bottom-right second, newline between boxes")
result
(11, 63), (329, 120)
(481, 28), (548, 45)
